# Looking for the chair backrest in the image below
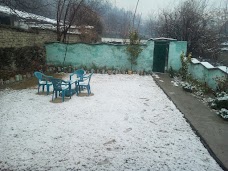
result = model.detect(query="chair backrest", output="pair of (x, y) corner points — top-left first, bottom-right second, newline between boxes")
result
(71, 69), (85, 81)
(75, 69), (85, 75)
(51, 78), (64, 91)
(34, 71), (43, 80)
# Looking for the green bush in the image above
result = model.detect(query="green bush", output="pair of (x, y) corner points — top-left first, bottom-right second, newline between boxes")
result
(126, 31), (142, 71)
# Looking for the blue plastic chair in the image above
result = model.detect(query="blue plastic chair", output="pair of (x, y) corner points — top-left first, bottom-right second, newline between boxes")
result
(70, 69), (86, 93)
(70, 69), (86, 83)
(51, 78), (70, 102)
(34, 72), (53, 95)
(77, 73), (93, 96)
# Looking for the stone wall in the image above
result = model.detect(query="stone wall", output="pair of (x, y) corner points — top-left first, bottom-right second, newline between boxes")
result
(0, 25), (80, 48)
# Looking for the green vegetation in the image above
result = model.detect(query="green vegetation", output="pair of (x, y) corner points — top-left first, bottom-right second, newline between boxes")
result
(126, 31), (142, 71)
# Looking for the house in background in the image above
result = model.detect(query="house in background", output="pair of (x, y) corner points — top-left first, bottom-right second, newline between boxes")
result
(0, 5), (100, 43)
(0, 5), (56, 29)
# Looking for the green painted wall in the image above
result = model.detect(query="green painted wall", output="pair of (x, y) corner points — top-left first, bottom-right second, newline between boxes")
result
(46, 41), (154, 72)
(168, 41), (188, 71)
(189, 63), (207, 81)
(45, 40), (187, 72)
(207, 69), (226, 90)
(188, 61), (227, 90)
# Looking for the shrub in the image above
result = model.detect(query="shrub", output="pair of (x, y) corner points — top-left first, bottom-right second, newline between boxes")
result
(180, 52), (191, 80)
(126, 31), (142, 71)
(216, 109), (228, 120)
(214, 76), (228, 93)
(209, 92), (228, 110)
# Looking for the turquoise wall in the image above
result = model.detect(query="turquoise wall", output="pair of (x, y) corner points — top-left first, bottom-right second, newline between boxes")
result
(168, 41), (188, 71)
(207, 69), (226, 90)
(188, 61), (228, 90)
(189, 64), (207, 81)
(45, 40), (186, 72)
(46, 41), (154, 72)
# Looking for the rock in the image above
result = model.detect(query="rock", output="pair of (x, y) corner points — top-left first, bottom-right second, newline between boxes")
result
(214, 96), (228, 110)
(5, 80), (10, 84)
(15, 75), (20, 81)
(10, 77), (15, 83)
(103, 139), (116, 145)
(26, 73), (31, 78)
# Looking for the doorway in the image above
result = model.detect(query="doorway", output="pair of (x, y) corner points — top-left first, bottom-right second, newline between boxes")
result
(153, 41), (169, 73)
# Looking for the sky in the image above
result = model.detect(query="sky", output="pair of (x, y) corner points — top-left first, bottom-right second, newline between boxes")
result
(109, 0), (223, 19)
(111, 0), (177, 18)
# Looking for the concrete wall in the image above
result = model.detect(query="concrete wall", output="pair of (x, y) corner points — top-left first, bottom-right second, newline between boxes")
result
(168, 41), (188, 71)
(45, 40), (155, 71)
(0, 26), (80, 48)
(188, 59), (228, 90)
(45, 40), (187, 72)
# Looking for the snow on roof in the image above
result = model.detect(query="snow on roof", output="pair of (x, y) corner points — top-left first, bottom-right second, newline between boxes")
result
(217, 66), (228, 74)
(0, 5), (57, 24)
(191, 58), (200, 64)
(101, 37), (147, 44)
(221, 42), (228, 46)
(84, 26), (94, 29)
(201, 62), (214, 69)
(150, 37), (177, 41)
(221, 47), (228, 51)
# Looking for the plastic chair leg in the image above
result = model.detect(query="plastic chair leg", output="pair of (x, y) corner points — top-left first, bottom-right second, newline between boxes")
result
(62, 91), (65, 102)
(87, 86), (90, 95)
(52, 91), (54, 101)
(47, 85), (50, 95)
(55, 91), (58, 98)
(75, 85), (79, 96)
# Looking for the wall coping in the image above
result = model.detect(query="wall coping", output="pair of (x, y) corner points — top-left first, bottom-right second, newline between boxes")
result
(190, 58), (228, 75)
(45, 41), (148, 46)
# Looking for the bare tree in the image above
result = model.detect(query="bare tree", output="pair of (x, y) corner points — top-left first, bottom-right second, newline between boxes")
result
(74, 3), (103, 34)
(156, 0), (221, 61)
(144, 12), (159, 38)
(56, 0), (84, 42)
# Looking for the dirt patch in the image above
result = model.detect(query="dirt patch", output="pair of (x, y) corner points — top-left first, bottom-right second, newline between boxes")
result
(77, 92), (94, 97)
(50, 97), (71, 103)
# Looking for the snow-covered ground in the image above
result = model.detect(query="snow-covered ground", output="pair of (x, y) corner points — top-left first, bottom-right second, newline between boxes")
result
(0, 74), (223, 171)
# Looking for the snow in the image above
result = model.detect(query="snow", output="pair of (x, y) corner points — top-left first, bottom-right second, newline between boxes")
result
(221, 47), (228, 51)
(221, 42), (228, 46)
(218, 66), (228, 74)
(150, 37), (177, 41)
(191, 58), (200, 64)
(0, 5), (56, 24)
(201, 62), (214, 69)
(0, 74), (223, 171)
(101, 38), (147, 44)
(171, 81), (179, 87)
